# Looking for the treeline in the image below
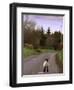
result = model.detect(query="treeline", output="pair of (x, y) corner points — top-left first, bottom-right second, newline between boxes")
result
(23, 17), (63, 50)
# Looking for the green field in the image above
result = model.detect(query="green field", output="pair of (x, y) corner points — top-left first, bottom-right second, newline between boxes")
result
(23, 47), (55, 58)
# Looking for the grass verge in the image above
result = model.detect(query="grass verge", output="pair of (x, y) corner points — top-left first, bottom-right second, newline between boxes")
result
(23, 47), (55, 58)
(58, 50), (63, 64)
(55, 50), (63, 73)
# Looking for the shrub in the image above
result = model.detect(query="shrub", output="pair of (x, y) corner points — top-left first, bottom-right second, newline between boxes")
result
(25, 43), (33, 49)
(35, 49), (42, 53)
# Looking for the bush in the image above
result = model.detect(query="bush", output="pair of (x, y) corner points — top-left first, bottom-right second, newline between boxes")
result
(24, 43), (33, 49)
(35, 49), (42, 53)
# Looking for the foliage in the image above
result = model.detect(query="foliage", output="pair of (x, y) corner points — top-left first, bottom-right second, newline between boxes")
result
(58, 50), (63, 64)
(25, 43), (33, 49)
(23, 15), (63, 50)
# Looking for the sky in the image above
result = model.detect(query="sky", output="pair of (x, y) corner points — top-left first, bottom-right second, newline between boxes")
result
(23, 14), (64, 34)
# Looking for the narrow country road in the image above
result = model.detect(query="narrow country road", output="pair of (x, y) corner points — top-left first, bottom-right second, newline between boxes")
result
(22, 52), (61, 75)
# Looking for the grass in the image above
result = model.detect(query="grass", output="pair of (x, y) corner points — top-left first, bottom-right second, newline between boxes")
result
(23, 47), (55, 58)
(23, 48), (35, 57)
(58, 50), (63, 64)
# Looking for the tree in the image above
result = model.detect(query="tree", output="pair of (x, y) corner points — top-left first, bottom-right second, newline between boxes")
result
(23, 15), (63, 50)
(47, 27), (50, 35)
(23, 15), (36, 45)
(46, 27), (53, 49)
(31, 29), (41, 49)
(40, 27), (46, 48)
(52, 31), (63, 50)
(23, 15), (42, 49)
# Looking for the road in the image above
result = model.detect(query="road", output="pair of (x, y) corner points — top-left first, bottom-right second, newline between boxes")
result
(22, 52), (61, 75)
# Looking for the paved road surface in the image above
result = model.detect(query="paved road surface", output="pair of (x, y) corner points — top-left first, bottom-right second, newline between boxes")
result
(22, 52), (61, 75)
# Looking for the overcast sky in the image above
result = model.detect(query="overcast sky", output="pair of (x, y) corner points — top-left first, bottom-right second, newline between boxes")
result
(23, 14), (64, 33)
